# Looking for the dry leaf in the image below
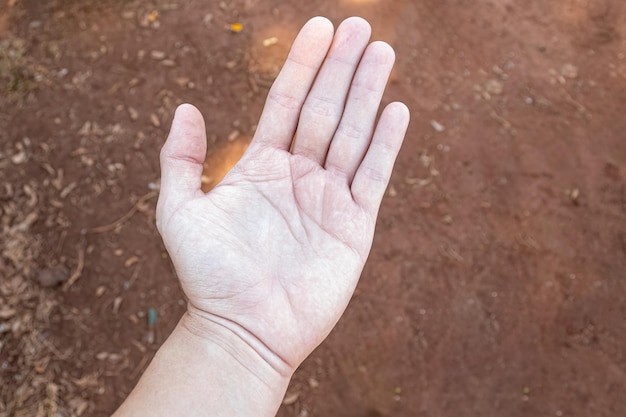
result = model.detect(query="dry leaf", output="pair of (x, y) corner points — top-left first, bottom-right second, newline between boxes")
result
(230, 22), (243, 32)
(148, 10), (159, 23)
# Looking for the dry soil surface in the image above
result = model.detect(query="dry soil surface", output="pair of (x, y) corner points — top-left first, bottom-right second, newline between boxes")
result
(1, 0), (625, 416)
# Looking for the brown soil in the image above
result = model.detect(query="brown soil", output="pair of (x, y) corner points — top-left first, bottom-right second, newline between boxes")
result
(1, 0), (625, 416)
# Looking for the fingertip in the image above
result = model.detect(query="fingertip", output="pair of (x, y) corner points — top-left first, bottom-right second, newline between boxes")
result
(365, 41), (396, 66)
(385, 102), (411, 126)
(340, 16), (372, 37)
(307, 16), (334, 29)
(176, 102), (199, 113)
(169, 102), (206, 137)
(173, 103), (205, 128)
(333, 17), (372, 48)
(303, 16), (335, 39)
(287, 17), (334, 65)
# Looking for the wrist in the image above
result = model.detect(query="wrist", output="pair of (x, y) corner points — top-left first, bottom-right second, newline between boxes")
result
(115, 310), (292, 417)
(181, 305), (296, 381)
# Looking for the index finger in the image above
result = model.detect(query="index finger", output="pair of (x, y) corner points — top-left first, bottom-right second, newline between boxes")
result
(251, 17), (334, 150)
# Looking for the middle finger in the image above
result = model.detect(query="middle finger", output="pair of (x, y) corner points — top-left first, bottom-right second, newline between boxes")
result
(291, 17), (372, 164)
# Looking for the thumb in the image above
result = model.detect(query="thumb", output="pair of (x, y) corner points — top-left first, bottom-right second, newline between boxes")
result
(157, 104), (207, 227)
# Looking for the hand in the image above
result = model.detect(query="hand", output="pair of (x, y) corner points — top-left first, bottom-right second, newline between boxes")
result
(156, 16), (409, 376)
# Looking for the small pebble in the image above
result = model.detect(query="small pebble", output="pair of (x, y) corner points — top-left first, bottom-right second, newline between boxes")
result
(561, 63), (578, 79)
(128, 107), (139, 121)
(150, 50), (166, 60)
(430, 120), (445, 132)
(150, 113), (161, 127)
(263, 37), (278, 47)
(485, 79), (504, 95)
(37, 265), (70, 287)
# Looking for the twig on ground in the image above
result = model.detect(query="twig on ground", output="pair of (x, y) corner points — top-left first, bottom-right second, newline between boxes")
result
(489, 108), (512, 130)
(63, 245), (86, 292)
(89, 191), (158, 234)
(129, 354), (151, 381)
(126, 262), (142, 290)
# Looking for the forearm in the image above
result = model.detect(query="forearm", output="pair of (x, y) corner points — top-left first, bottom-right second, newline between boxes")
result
(113, 312), (292, 417)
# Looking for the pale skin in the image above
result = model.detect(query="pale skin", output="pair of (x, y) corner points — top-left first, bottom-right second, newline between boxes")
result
(113, 16), (409, 417)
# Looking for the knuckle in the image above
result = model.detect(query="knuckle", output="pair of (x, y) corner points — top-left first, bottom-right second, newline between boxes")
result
(361, 166), (387, 183)
(336, 122), (365, 140)
(268, 91), (301, 111)
(304, 96), (337, 118)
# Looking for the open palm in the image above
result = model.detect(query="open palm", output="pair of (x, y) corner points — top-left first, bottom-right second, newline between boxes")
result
(156, 17), (409, 375)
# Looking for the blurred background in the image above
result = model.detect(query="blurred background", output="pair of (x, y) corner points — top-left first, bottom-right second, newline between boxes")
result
(1, 0), (625, 416)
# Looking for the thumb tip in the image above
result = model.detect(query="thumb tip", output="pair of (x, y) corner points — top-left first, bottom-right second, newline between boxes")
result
(174, 103), (203, 124)
(169, 103), (206, 141)
(163, 103), (207, 165)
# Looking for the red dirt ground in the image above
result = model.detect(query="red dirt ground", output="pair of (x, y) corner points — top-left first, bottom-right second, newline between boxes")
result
(1, 0), (625, 416)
